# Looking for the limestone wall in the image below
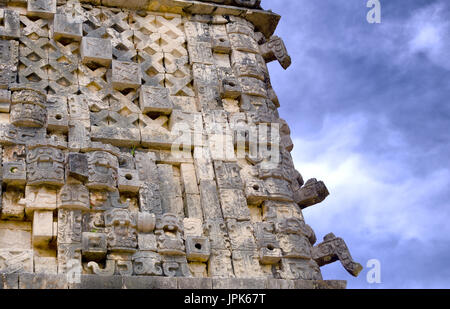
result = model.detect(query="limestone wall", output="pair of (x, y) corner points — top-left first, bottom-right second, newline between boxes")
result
(0, 0), (361, 288)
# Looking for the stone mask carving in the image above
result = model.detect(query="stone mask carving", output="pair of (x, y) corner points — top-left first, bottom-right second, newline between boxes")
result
(27, 145), (65, 186)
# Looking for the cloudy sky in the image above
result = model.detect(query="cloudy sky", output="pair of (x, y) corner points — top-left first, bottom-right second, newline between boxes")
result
(264, 0), (450, 288)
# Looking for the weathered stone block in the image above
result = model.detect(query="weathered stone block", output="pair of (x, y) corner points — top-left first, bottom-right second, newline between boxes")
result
(219, 189), (250, 221)
(57, 209), (82, 244)
(139, 183), (163, 215)
(0, 249), (33, 273)
(211, 24), (231, 54)
(0, 273), (18, 289)
(226, 219), (257, 251)
(184, 194), (203, 220)
(26, 146), (65, 186)
(212, 278), (267, 289)
(10, 88), (47, 128)
(314, 280), (347, 290)
(132, 251), (163, 276)
(203, 219), (230, 251)
(231, 50), (264, 80)
(231, 250), (264, 278)
(161, 255), (192, 277)
(19, 273), (67, 289)
(178, 277), (212, 289)
(279, 258), (323, 281)
(238, 77), (267, 97)
(104, 208), (138, 251)
(67, 94), (90, 122)
(219, 69), (241, 99)
(82, 232), (107, 260)
(187, 42), (214, 64)
(53, 14), (82, 41)
(183, 218), (203, 237)
(199, 180), (222, 220)
(0, 63), (17, 89)
(214, 161), (243, 189)
(0, 125), (46, 145)
(34, 256), (57, 274)
(57, 243), (82, 275)
(0, 89), (10, 112)
(117, 169), (141, 193)
(80, 37), (112, 66)
(0, 10), (20, 39)
(23, 186), (57, 216)
(136, 213), (155, 234)
(32, 210), (54, 248)
(186, 236), (210, 262)
(278, 234), (312, 259)
(46, 95), (69, 133)
(267, 278), (295, 289)
(193, 147), (215, 182)
(122, 276), (177, 289)
(68, 125), (91, 152)
(229, 33), (259, 54)
(137, 233), (157, 251)
(188, 262), (208, 278)
(139, 86), (173, 115)
(180, 163), (199, 194)
(27, 0), (56, 19)
(2, 161), (26, 185)
(259, 247), (282, 265)
(108, 60), (141, 90)
(73, 274), (123, 289)
(0, 223), (30, 248)
(208, 249), (234, 278)
(86, 151), (118, 190)
(66, 153), (88, 183)
(295, 178), (329, 209)
(58, 184), (89, 211)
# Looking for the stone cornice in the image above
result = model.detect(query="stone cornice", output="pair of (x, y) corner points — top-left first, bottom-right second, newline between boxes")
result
(98, 0), (280, 38)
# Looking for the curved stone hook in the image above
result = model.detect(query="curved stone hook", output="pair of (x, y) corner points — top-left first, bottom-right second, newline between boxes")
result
(87, 260), (115, 276)
(312, 233), (363, 277)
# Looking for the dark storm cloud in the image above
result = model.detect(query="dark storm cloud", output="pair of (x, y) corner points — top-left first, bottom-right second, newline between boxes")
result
(263, 0), (450, 288)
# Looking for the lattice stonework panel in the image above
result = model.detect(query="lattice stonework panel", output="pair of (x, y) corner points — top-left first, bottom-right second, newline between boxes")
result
(0, 0), (360, 289)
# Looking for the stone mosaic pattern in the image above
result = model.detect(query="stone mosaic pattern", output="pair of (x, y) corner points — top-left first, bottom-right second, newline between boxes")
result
(0, 0), (361, 288)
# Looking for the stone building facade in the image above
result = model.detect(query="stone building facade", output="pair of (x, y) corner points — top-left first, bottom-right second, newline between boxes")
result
(0, 0), (362, 289)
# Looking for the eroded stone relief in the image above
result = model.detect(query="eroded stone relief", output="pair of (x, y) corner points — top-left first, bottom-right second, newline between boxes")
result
(0, 0), (361, 289)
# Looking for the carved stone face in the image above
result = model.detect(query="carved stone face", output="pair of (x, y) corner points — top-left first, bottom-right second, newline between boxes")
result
(133, 252), (163, 276)
(87, 151), (118, 190)
(158, 213), (182, 233)
(276, 217), (303, 235)
(263, 177), (293, 202)
(27, 146), (65, 186)
(59, 184), (90, 211)
(214, 161), (242, 189)
(105, 209), (134, 227)
(104, 208), (137, 251)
